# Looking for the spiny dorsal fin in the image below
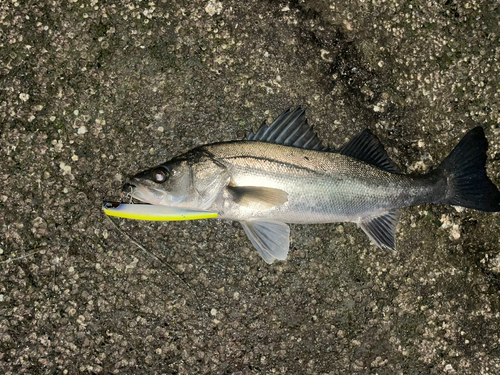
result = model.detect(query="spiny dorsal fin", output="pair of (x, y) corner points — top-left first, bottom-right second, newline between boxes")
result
(245, 107), (327, 151)
(338, 129), (400, 173)
(358, 209), (401, 250)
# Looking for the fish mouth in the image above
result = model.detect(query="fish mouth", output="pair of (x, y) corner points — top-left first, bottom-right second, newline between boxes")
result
(122, 183), (135, 195)
(121, 180), (168, 205)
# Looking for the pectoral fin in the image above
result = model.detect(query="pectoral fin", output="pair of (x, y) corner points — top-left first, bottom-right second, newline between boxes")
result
(358, 209), (401, 250)
(240, 219), (290, 264)
(227, 186), (288, 209)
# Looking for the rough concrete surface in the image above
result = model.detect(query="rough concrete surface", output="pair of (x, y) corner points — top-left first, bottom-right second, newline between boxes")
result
(1, 0), (500, 374)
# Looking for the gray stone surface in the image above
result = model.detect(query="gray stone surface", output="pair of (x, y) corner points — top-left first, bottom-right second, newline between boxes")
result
(1, 0), (500, 373)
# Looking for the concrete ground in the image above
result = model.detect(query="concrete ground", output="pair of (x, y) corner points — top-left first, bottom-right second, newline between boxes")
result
(1, 0), (500, 373)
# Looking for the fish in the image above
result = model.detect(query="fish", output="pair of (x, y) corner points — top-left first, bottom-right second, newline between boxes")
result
(121, 107), (500, 263)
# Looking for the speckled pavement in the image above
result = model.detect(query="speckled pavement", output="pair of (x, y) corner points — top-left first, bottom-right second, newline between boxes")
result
(1, 1), (500, 374)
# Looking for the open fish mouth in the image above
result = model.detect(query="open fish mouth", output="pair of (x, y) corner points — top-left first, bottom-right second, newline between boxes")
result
(121, 180), (169, 205)
(104, 181), (218, 221)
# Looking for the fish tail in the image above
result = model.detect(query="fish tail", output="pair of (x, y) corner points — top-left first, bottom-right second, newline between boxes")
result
(434, 127), (500, 212)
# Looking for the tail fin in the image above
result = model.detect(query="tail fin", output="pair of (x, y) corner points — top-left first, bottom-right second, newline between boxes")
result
(435, 127), (500, 212)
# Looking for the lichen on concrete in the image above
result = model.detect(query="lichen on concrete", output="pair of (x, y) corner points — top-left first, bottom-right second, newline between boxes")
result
(1, 0), (500, 374)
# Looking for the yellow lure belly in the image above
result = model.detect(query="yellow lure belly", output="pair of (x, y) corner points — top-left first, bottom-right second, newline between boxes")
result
(102, 202), (218, 221)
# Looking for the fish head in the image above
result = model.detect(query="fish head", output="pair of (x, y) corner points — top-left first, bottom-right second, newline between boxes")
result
(122, 149), (229, 210)
(123, 157), (195, 207)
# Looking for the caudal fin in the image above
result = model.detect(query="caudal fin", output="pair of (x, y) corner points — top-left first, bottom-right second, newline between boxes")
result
(435, 127), (500, 212)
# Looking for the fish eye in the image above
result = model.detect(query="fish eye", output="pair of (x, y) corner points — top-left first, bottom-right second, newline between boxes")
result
(152, 167), (170, 183)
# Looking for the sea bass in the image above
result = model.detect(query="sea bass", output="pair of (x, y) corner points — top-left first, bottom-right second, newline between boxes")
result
(122, 108), (500, 263)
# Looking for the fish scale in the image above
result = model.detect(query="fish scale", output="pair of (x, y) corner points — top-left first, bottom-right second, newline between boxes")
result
(205, 141), (430, 222)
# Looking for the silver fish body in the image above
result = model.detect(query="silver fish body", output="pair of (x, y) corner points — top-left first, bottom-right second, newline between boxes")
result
(124, 108), (500, 263)
(202, 141), (441, 223)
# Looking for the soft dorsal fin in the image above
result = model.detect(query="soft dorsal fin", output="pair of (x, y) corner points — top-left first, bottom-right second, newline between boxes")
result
(245, 107), (327, 151)
(338, 129), (400, 173)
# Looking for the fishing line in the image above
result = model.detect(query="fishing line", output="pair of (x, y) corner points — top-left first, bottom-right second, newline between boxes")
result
(104, 215), (201, 307)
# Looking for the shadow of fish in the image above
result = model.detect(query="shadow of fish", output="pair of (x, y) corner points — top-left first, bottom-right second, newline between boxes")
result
(122, 108), (500, 263)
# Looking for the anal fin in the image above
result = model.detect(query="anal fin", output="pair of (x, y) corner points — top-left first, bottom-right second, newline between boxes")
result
(358, 209), (401, 250)
(240, 219), (290, 264)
